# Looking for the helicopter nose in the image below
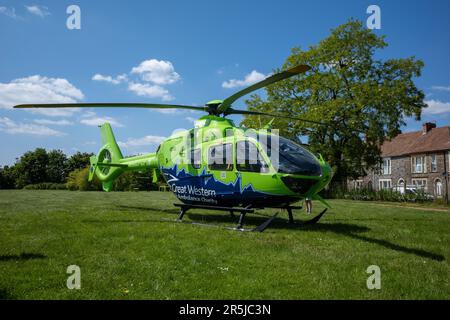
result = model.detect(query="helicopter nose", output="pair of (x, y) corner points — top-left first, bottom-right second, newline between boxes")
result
(280, 176), (318, 194)
(280, 161), (332, 196)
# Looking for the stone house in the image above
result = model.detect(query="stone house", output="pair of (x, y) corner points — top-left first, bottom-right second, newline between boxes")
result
(349, 123), (450, 200)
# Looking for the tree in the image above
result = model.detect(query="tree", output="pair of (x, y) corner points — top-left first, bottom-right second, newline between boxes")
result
(66, 152), (93, 174)
(0, 166), (16, 189)
(241, 20), (426, 188)
(14, 148), (49, 188)
(46, 150), (68, 183)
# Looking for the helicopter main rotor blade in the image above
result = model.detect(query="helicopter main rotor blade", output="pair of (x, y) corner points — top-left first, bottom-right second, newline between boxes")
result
(14, 102), (207, 112)
(218, 64), (310, 113)
(227, 108), (326, 126)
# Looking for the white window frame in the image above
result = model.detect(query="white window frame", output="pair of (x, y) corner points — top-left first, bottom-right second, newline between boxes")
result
(448, 151), (450, 172)
(431, 154), (437, 172)
(382, 157), (391, 175)
(412, 178), (427, 191)
(411, 155), (426, 173)
(435, 179), (443, 197)
(379, 179), (392, 190)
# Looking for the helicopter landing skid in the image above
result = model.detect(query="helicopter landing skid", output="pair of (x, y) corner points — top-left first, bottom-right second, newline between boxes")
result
(172, 203), (280, 232)
(293, 208), (328, 226)
(170, 203), (327, 232)
(162, 211), (279, 232)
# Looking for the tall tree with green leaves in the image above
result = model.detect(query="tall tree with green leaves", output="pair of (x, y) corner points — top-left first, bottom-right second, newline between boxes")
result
(46, 150), (68, 183)
(14, 148), (49, 188)
(66, 152), (93, 174)
(241, 20), (426, 188)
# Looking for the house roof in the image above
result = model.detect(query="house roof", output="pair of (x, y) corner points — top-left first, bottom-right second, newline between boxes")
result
(382, 126), (450, 157)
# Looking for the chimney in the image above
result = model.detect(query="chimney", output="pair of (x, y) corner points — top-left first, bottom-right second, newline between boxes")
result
(422, 122), (436, 134)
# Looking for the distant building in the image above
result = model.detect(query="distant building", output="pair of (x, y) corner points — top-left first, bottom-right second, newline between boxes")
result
(349, 123), (450, 200)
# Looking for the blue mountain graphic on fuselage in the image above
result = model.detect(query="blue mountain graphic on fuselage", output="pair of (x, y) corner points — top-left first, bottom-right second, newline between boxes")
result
(160, 164), (295, 207)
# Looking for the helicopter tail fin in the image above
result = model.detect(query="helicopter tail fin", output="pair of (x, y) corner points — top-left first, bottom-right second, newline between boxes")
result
(89, 123), (158, 192)
(88, 123), (126, 191)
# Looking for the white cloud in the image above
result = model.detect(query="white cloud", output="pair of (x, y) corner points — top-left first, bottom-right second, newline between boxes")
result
(81, 111), (97, 118)
(118, 135), (165, 149)
(128, 82), (174, 101)
(80, 114), (124, 127)
(33, 119), (73, 126)
(0, 7), (18, 19)
(153, 108), (178, 114)
(0, 75), (84, 117)
(91, 59), (179, 101)
(0, 117), (65, 136)
(131, 59), (180, 85)
(25, 5), (50, 17)
(424, 100), (450, 115)
(222, 70), (268, 89)
(431, 85), (450, 92)
(185, 116), (197, 123)
(92, 73), (128, 85)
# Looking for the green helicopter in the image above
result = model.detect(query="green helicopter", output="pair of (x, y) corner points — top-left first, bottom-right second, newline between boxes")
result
(14, 64), (333, 231)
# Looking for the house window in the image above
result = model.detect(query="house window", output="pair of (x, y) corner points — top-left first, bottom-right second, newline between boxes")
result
(431, 154), (437, 172)
(435, 179), (443, 197)
(208, 143), (233, 171)
(412, 155), (426, 173)
(379, 179), (391, 190)
(412, 178), (427, 191)
(382, 158), (391, 175)
(448, 151), (450, 172)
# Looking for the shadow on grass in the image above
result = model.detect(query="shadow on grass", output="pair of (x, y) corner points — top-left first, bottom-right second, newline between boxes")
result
(297, 222), (444, 261)
(116, 205), (179, 215)
(187, 212), (445, 262)
(84, 207), (446, 262)
(0, 288), (16, 300)
(83, 218), (159, 223)
(0, 252), (46, 262)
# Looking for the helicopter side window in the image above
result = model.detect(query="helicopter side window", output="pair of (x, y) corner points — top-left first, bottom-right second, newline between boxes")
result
(190, 148), (201, 169)
(208, 143), (233, 171)
(236, 141), (269, 173)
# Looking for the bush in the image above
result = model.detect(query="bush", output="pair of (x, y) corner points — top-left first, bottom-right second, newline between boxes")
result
(23, 183), (67, 190)
(113, 170), (154, 191)
(66, 167), (102, 191)
(342, 187), (433, 203)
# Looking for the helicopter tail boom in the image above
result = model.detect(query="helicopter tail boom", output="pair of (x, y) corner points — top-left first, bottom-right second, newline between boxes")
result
(88, 123), (158, 191)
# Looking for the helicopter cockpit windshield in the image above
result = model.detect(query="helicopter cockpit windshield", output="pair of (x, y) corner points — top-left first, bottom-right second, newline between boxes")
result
(260, 135), (322, 176)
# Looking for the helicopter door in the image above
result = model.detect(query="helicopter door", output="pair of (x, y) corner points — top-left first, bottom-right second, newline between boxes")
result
(234, 140), (270, 202)
(236, 140), (269, 174)
(207, 143), (234, 181)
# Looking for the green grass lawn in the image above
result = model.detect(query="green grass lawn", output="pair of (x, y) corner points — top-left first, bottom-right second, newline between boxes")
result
(0, 190), (449, 299)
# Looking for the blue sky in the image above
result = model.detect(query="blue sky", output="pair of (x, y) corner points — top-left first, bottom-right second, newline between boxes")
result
(1, 0), (450, 165)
